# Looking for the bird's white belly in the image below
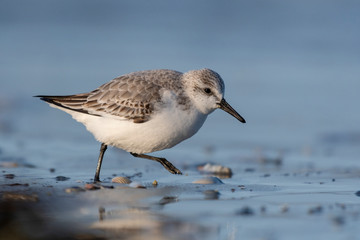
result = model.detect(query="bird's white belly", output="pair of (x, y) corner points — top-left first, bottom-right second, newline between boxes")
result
(60, 104), (207, 154)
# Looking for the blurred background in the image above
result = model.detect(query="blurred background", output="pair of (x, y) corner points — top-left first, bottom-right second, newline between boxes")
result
(1, 1), (360, 239)
(1, 0), (360, 170)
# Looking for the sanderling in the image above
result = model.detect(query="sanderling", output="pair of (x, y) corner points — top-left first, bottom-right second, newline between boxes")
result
(35, 68), (245, 182)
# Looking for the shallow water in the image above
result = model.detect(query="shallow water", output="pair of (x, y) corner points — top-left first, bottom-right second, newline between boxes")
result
(1, 1), (360, 239)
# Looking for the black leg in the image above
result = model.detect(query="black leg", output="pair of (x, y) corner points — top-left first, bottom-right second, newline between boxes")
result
(130, 153), (182, 175)
(94, 143), (107, 182)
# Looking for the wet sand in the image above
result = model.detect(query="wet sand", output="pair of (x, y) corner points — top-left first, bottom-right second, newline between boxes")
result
(1, 136), (360, 240)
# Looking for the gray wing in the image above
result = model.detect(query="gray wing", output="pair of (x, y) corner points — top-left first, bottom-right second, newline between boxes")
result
(84, 74), (164, 123)
(36, 70), (183, 123)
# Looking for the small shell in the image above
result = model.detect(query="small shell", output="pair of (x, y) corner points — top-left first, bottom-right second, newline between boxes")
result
(84, 183), (101, 190)
(192, 176), (223, 185)
(152, 180), (158, 186)
(129, 181), (146, 188)
(111, 176), (132, 184)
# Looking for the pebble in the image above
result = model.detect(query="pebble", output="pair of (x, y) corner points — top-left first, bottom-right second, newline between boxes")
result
(4, 173), (15, 179)
(192, 176), (223, 184)
(99, 207), (106, 221)
(281, 204), (289, 213)
(332, 216), (345, 226)
(335, 203), (346, 210)
(259, 157), (282, 166)
(197, 163), (232, 177)
(0, 162), (18, 168)
(308, 205), (323, 215)
(260, 206), (266, 213)
(65, 186), (86, 193)
(236, 206), (255, 216)
(111, 176), (132, 184)
(8, 183), (29, 187)
(203, 190), (220, 200)
(159, 196), (178, 205)
(2, 192), (38, 202)
(55, 176), (70, 181)
(244, 168), (255, 172)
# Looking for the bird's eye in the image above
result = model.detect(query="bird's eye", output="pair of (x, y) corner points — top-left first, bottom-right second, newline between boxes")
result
(204, 88), (212, 94)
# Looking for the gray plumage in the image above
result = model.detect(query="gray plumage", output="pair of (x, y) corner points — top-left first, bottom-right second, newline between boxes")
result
(36, 69), (226, 124)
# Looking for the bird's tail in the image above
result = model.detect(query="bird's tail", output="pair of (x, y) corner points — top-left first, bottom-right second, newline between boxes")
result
(34, 94), (91, 115)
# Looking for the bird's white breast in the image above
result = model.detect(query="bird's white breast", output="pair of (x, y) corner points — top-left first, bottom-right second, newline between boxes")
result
(52, 90), (207, 154)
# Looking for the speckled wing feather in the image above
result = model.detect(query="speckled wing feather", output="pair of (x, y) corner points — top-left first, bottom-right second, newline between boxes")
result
(37, 70), (184, 123)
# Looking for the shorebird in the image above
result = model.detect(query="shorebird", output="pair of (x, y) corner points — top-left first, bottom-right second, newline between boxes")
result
(36, 69), (245, 181)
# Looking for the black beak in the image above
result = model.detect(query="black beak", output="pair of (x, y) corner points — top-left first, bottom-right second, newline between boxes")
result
(218, 98), (246, 123)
